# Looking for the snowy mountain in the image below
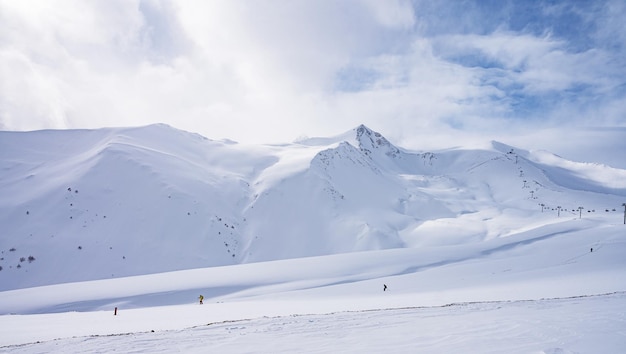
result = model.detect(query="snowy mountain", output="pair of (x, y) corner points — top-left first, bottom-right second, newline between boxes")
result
(1, 124), (626, 352)
(0, 124), (625, 292)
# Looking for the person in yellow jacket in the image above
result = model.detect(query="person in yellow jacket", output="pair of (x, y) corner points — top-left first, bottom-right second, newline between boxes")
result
(198, 295), (204, 304)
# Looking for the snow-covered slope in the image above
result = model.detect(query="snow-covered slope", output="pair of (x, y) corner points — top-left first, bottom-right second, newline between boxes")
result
(1, 124), (625, 352)
(0, 216), (624, 351)
(1, 124), (624, 291)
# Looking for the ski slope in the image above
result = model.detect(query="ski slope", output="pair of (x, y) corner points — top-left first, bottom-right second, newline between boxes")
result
(1, 212), (625, 352)
(1, 124), (624, 290)
(2, 293), (624, 353)
(0, 124), (625, 352)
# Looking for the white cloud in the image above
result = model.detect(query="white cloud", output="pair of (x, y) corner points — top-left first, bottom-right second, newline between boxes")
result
(363, 0), (415, 29)
(0, 0), (624, 145)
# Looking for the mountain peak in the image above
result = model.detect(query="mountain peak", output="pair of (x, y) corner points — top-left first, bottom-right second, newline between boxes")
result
(353, 124), (400, 158)
(293, 124), (393, 151)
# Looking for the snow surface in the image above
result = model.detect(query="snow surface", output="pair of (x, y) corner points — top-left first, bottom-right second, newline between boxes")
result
(0, 124), (625, 352)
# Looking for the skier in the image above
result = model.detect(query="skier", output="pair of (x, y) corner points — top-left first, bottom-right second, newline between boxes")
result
(198, 294), (204, 305)
(383, 284), (387, 292)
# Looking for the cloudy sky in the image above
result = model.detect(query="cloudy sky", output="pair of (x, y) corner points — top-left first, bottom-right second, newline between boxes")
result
(1, 0), (625, 152)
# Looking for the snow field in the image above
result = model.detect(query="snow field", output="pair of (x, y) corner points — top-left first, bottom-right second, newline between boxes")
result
(1, 124), (625, 352)
(1, 293), (624, 353)
(1, 217), (625, 352)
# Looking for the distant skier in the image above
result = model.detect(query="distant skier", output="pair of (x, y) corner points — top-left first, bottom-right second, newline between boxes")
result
(590, 248), (593, 253)
(383, 284), (387, 292)
(199, 295), (204, 305)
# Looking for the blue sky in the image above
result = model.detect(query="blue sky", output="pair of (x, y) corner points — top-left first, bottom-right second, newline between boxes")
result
(1, 0), (624, 151)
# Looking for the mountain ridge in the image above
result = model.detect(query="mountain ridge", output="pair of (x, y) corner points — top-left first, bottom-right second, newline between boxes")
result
(0, 124), (624, 291)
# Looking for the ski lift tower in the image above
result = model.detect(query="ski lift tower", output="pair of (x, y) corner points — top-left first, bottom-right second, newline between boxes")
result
(578, 206), (584, 219)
